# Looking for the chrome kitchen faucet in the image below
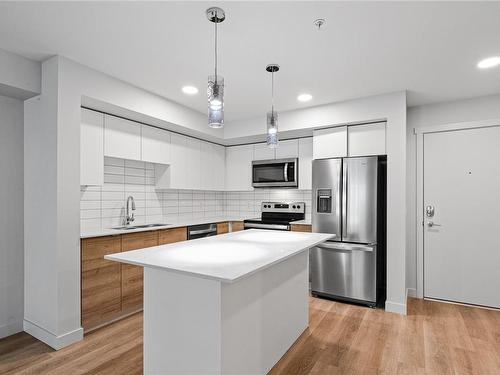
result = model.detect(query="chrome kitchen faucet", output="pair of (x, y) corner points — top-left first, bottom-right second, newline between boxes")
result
(125, 195), (136, 225)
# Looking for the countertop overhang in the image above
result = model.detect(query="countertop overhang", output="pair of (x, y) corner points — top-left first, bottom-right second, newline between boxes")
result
(105, 229), (333, 283)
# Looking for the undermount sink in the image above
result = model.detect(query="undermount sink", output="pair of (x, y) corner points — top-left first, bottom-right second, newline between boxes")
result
(111, 223), (168, 230)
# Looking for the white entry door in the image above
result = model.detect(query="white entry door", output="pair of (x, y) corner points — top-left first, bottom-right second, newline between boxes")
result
(423, 125), (500, 308)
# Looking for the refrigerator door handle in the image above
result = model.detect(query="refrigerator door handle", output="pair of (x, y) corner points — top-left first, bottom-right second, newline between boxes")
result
(342, 160), (348, 240)
(316, 242), (374, 252)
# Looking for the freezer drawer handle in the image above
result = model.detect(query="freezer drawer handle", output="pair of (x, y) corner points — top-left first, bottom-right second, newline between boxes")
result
(316, 242), (374, 252)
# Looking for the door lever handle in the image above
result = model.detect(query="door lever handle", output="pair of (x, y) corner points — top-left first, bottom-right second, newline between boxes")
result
(427, 221), (442, 227)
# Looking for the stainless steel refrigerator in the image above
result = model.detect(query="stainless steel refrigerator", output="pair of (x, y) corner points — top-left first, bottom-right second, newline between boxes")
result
(311, 156), (386, 307)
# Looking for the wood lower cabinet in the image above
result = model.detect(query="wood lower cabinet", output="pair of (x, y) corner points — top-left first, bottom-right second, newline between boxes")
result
(291, 224), (312, 233)
(121, 231), (159, 314)
(159, 227), (187, 244)
(81, 227), (189, 332)
(230, 221), (244, 232)
(217, 222), (229, 234)
(81, 235), (122, 331)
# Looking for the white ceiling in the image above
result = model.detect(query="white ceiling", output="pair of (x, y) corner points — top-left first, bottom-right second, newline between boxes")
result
(0, 1), (499, 121)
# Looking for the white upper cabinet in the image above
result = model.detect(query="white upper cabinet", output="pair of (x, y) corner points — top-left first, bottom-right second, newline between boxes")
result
(226, 144), (253, 191)
(187, 138), (201, 190)
(199, 142), (226, 191)
(200, 141), (215, 191)
(313, 126), (347, 159)
(298, 138), (313, 190)
(80, 108), (104, 186)
(348, 122), (386, 156)
(276, 139), (299, 159)
(141, 125), (170, 164)
(167, 133), (189, 189)
(104, 115), (141, 160)
(253, 142), (275, 161)
(214, 144), (226, 191)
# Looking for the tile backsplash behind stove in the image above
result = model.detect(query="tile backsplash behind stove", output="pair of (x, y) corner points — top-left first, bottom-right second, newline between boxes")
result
(224, 190), (312, 219)
(80, 157), (311, 232)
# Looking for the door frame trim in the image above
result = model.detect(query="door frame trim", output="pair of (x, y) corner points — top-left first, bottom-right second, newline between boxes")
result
(415, 118), (500, 299)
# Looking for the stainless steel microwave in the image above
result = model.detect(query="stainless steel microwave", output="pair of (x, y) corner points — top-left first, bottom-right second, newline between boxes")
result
(252, 158), (298, 188)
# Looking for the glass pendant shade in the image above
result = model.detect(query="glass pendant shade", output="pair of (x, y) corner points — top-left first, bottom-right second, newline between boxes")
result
(266, 110), (278, 148)
(208, 75), (224, 128)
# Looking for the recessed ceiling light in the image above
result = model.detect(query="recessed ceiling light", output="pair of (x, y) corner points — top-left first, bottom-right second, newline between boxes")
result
(182, 86), (199, 95)
(297, 94), (312, 102)
(477, 56), (500, 69)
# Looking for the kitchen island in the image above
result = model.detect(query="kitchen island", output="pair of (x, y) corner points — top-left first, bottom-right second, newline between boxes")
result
(105, 229), (333, 375)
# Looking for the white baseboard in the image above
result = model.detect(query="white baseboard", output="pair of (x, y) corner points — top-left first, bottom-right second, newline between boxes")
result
(0, 320), (23, 339)
(23, 319), (83, 350)
(385, 300), (407, 315)
(406, 288), (417, 298)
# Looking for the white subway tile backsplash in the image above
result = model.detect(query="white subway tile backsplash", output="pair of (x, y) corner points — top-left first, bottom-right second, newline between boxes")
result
(80, 200), (101, 210)
(104, 173), (125, 184)
(101, 200), (124, 210)
(163, 206), (178, 214)
(101, 183), (124, 192)
(125, 159), (145, 169)
(125, 175), (145, 185)
(102, 207), (124, 218)
(104, 165), (125, 175)
(81, 218), (101, 232)
(125, 167), (145, 177)
(102, 191), (125, 201)
(81, 209), (101, 220)
(81, 157), (312, 230)
(146, 207), (163, 216)
(179, 191), (193, 200)
(163, 199), (178, 207)
(105, 157), (125, 167)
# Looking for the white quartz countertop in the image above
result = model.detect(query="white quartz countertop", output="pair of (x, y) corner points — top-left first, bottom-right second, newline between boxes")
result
(80, 216), (250, 238)
(105, 229), (334, 283)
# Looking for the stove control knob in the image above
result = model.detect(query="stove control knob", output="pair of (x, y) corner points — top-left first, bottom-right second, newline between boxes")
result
(292, 205), (296, 209)
(297, 205), (301, 209)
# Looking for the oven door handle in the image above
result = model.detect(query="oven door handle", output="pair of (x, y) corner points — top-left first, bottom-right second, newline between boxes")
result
(284, 162), (288, 182)
(244, 223), (290, 231)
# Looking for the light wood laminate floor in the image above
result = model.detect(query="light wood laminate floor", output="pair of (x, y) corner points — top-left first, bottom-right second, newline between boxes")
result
(1, 298), (499, 374)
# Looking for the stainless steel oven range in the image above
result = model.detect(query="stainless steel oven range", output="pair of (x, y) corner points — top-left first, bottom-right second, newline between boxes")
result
(244, 202), (305, 231)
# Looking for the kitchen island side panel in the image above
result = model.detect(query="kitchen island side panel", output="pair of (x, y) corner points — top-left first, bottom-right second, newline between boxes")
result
(143, 250), (309, 375)
(221, 251), (309, 375)
(143, 268), (222, 375)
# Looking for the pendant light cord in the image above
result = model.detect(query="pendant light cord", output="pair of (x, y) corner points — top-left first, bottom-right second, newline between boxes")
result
(214, 18), (218, 80)
(271, 71), (275, 113)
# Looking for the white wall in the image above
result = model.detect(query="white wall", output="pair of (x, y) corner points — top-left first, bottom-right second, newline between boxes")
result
(228, 92), (408, 314)
(406, 93), (500, 295)
(0, 48), (40, 99)
(0, 95), (24, 338)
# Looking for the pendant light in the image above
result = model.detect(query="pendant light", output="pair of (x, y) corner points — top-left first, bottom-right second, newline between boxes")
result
(266, 64), (279, 148)
(206, 7), (225, 128)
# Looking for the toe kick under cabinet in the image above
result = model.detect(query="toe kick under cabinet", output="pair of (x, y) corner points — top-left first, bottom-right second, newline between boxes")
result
(81, 227), (188, 332)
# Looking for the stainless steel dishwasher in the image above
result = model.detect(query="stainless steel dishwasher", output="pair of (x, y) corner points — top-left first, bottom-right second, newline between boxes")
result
(187, 223), (218, 240)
